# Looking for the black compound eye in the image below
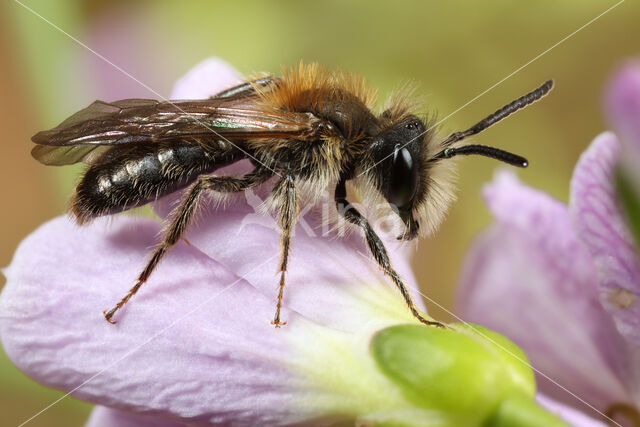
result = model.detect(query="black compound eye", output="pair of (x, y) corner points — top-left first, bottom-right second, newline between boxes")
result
(388, 144), (419, 208)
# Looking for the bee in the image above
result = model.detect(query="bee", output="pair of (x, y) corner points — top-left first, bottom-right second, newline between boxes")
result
(32, 63), (553, 327)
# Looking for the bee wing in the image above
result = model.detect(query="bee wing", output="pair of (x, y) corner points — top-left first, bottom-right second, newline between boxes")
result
(30, 145), (112, 166)
(31, 95), (316, 166)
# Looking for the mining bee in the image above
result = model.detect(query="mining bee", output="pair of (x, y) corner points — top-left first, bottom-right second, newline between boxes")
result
(31, 63), (553, 327)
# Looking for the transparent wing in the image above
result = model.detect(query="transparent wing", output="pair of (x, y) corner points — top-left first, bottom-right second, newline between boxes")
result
(31, 145), (112, 166)
(31, 93), (317, 166)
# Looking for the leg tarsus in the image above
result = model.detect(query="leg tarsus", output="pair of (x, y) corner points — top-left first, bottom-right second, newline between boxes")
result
(271, 273), (288, 327)
(271, 320), (287, 328)
(411, 306), (446, 328)
(103, 310), (118, 324)
(103, 280), (144, 324)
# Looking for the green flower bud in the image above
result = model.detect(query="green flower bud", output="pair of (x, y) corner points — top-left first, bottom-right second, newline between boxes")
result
(370, 323), (569, 426)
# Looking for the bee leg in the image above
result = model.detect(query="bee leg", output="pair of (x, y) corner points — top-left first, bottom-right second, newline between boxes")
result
(271, 174), (298, 328)
(334, 179), (444, 328)
(104, 169), (271, 324)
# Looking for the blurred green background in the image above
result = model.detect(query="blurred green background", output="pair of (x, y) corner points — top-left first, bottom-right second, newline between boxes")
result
(0, 0), (638, 425)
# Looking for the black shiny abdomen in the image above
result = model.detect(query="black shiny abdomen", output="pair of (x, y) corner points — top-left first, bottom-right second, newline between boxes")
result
(71, 141), (242, 223)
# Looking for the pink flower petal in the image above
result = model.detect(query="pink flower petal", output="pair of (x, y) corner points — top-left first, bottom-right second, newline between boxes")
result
(482, 170), (575, 255)
(1, 214), (428, 425)
(605, 61), (640, 169)
(570, 132), (640, 347)
(459, 171), (631, 412)
(86, 406), (184, 427)
(86, 5), (161, 102)
(536, 395), (608, 427)
(0, 216), (327, 425)
(170, 57), (242, 99)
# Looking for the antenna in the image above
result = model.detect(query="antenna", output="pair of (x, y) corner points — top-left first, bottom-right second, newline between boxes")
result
(436, 144), (528, 167)
(431, 79), (553, 168)
(441, 79), (553, 147)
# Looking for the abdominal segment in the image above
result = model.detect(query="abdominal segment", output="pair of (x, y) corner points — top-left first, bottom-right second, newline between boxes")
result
(70, 141), (241, 223)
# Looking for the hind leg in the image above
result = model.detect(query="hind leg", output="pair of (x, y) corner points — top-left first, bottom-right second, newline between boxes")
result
(271, 174), (298, 327)
(104, 169), (271, 323)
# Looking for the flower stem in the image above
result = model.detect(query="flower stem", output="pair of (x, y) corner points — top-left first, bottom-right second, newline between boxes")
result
(484, 394), (569, 427)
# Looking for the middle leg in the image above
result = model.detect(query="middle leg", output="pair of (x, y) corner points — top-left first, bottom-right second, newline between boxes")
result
(271, 174), (298, 327)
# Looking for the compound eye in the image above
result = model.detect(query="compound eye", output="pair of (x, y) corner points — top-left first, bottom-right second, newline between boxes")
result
(389, 145), (419, 208)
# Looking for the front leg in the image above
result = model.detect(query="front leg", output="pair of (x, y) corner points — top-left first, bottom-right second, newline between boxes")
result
(334, 179), (443, 327)
(271, 174), (298, 327)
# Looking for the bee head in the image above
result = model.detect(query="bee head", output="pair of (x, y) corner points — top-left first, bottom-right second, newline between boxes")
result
(362, 80), (550, 240)
(365, 111), (531, 240)
(366, 114), (434, 240)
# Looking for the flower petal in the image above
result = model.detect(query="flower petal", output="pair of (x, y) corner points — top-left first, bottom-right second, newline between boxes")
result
(459, 171), (631, 411)
(1, 208), (432, 426)
(536, 395), (608, 427)
(570, 132), (640, 347)
(86, 406), (184, 427)
(605, 61), (640, 172)
(0, 216), (327, 425)
(170, 57), (242, 99)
